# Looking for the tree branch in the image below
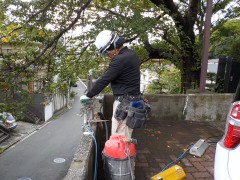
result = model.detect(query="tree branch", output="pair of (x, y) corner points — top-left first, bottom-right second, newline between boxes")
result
(140, 57), (151, 65)
(96, 5), (130, 19)
(144, 38), (165, 59)
(1, 0), (56, 38)
(21, 0), (92, 70)
(78, 42), (93, 57)
(26, 0), (56, 23)
(150, 0), (201, 36)
(162, 30), (181, 52)
(150, 0), (185, 26)
(125, 35), (138, 43)
(187, 0), (200, 27)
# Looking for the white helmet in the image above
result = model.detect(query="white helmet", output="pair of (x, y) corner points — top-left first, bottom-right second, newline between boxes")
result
(94, 30), (119, 54)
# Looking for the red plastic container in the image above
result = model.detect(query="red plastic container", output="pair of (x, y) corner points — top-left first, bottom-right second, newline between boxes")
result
(103, 135), (135, 159)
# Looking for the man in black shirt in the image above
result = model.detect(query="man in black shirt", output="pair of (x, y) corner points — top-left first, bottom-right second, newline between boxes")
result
(80, 30), (141, 139)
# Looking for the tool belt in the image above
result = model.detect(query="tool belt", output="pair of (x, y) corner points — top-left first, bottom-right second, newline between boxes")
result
(114, 95), (151, 129)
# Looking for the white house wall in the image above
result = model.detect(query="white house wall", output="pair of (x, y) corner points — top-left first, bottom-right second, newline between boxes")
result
(45, 103), (53, 121)
(208, 59), (219, 73)
(44, 91), (67, 121)
(53, 92), (67, 113)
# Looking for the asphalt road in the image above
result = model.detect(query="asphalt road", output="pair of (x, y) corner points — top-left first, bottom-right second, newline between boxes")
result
(0, 82), (85, 180)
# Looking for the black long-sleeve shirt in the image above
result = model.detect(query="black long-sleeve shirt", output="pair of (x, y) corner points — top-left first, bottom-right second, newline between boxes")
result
(86, 46), (140, 98)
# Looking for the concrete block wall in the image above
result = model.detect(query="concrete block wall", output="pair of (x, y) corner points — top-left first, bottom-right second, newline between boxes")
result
(184, 94), (233, 121)
(146, 94), (186, 121)
(103, 94), (234, 122)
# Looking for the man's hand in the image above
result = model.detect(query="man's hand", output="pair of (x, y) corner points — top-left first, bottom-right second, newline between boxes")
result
(80, 95), (91, 103)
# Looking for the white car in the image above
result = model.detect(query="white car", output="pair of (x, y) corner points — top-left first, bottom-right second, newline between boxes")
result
(214, 82), (240, 180)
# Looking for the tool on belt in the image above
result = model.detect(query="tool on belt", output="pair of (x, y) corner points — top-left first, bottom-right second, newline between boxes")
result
(114, 95), (151, 129)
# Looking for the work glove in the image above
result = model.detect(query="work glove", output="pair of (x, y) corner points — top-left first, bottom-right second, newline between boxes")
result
(80, 95), (91, 103)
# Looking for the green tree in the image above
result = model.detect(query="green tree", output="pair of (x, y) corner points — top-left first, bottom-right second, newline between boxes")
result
(0, 0), (93, 116)
(73, 0), (240, 93)
(145, 60), (181, 94)
(210, 19), (240, 60)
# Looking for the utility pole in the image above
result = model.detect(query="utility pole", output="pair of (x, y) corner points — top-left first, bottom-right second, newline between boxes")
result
(199, 0), (213, 93)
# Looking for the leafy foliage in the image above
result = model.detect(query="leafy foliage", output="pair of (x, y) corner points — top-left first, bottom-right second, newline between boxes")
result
(0, 0), (92, 117)
(77, 0), (240, 92)
(210, 19), (240, 61)
(145, 60), (181, 94)
(0, 0), (240, 117)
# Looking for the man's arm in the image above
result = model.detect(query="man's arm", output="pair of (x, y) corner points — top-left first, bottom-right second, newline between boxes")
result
(86, 57), (123, 98)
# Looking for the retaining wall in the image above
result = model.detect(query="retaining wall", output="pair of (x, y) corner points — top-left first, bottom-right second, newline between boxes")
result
(103, 94), (234, 122)
(63, 100), (107, 180)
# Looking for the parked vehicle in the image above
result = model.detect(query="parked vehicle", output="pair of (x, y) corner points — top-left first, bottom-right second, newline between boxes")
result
(0, 112), (17, 130)
(214, 80), (240, 180)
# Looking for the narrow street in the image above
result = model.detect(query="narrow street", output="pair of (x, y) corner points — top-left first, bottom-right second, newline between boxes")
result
(0, 82), (85, 180)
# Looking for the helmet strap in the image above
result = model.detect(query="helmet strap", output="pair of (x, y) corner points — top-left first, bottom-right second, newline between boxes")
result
(113, 36), (119, 50)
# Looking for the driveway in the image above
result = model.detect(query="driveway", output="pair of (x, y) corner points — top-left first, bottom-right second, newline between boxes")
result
(133, 120), (225, 180)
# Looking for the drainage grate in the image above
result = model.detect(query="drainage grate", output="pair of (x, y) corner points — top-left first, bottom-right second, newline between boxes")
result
(53, 158), (66, 164)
